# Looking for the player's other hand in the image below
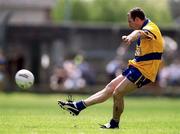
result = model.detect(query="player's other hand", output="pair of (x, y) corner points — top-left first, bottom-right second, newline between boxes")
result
(122, 35), (132, 45)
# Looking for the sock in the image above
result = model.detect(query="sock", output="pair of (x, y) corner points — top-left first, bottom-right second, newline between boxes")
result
(75, 100), (87, 111)
(110, 119), (119, 127)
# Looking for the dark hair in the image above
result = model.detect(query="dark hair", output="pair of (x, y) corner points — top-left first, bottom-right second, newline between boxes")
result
(128, 7), (145, 20)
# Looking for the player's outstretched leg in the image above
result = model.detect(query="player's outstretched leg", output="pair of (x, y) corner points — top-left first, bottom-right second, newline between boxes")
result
(58, 100), (86, 116)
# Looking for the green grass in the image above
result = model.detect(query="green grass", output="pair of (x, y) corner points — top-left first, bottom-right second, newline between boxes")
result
(0, 92), (180, 134)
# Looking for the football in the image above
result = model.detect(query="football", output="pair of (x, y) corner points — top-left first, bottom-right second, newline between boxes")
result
(15, 69), (34, 89)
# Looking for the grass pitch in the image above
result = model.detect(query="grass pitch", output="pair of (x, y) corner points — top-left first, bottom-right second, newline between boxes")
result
(0, 92), (180, 134)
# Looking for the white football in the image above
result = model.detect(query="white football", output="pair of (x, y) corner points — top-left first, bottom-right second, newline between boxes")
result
(15, 69), (34, 89)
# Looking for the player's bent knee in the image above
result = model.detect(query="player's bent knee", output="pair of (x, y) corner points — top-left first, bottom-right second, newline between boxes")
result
(113, 89), (125, 98)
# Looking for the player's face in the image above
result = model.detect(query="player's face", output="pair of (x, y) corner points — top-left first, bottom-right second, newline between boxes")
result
(128, 14), (139, 30)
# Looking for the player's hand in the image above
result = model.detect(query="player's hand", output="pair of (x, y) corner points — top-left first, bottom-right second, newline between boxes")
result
(122, 35), (132, 45)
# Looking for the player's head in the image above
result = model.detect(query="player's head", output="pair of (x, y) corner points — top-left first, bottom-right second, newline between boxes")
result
(127, 7), (146, 30)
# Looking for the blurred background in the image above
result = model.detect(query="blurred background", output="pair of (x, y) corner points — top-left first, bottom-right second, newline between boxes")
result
(0, 0), (180, 96)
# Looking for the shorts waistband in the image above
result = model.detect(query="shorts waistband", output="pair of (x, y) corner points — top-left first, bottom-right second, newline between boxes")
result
(134, 52), (162, 62)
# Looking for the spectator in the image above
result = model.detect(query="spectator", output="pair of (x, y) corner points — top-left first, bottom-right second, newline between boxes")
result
(159, 59), (180, 87)
(106, 57), (125, 81)
(74, 54), (96, 85)
(63, 60), (86, 90)
(50, 65), (67, 90)
(0, 49), (7, 91)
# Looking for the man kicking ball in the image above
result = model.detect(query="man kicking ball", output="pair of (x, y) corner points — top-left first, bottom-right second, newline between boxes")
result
(58, 7), (163, 129)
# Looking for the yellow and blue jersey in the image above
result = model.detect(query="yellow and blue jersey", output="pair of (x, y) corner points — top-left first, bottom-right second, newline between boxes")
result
(128, 19), (163, 82)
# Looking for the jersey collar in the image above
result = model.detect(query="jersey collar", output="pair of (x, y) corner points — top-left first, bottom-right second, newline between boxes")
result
(141, 19), (149, 29)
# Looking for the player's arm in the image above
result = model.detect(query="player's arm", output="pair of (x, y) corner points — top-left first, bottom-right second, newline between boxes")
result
(122, 30), (154, 45)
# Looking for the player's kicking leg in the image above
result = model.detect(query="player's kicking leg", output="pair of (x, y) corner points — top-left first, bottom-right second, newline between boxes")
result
(58, 75), (124, 116)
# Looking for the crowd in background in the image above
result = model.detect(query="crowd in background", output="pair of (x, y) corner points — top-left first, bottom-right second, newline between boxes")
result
(50, 54), (96, 91)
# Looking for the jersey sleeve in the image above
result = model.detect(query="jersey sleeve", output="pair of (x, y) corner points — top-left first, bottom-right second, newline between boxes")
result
(142, 25), (157, 40)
